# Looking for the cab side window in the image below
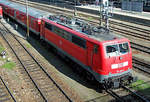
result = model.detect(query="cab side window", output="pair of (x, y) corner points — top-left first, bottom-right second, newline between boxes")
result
(72, 35), (86, 49)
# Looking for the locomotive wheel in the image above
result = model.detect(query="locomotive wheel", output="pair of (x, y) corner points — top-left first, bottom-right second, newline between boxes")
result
(7, 17), (9, 22)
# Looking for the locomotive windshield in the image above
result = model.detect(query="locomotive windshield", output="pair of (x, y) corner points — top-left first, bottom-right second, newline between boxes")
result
(106, 42), (129, 57)
(119, 43), (129, 54)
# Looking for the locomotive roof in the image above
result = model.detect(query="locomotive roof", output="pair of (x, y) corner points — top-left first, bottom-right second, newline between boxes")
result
(0, 0), (52, 18)
(47, 15), (124, 42)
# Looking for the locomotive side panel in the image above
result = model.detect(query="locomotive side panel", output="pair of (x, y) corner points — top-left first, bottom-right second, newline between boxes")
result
(41, 20), (87, 65)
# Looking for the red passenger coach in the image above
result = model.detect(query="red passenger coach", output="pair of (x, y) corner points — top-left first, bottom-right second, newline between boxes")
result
(0, 6), (2, 18)
(0, 0), (50, 35)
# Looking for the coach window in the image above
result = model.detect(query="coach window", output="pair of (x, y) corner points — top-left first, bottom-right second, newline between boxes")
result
(72, 35), (86, 49)
(45, 22), (52, 31)
(94, 45), (98, 54)
(30, 18), (34, 28)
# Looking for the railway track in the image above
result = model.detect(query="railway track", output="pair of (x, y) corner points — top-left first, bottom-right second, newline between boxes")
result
(105, 86), (149, 102)
(85, 86), (150, 102)
(0, 76), (16, 102)
(131, 42), (150, 55)
(0, 21), (72, 102)
(108, 86), (150, 102)
(121, 86), (149, 102)
(110, 20), (150, 34)
(132, 57), (150, 75)
(110, 27), (150, 41)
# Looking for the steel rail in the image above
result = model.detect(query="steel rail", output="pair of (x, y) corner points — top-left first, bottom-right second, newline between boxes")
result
(0, 76), (16, 102)
(105, 89), (124, 102)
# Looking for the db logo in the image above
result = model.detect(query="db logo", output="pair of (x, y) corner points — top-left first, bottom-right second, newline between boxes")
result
(59, 40), (62, 45)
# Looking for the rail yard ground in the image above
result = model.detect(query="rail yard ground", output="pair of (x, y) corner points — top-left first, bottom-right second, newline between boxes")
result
(0, 16), (150, 101)
(0, 0), (150, 101)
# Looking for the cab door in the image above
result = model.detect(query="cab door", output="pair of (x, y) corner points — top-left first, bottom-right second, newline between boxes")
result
(14, 10), (16, 18)
(87, 42), (100, 71)
(40, 20), (45, 39)
(87, 42), (94, 67)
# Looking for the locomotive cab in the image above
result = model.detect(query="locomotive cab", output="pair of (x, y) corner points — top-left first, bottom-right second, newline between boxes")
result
(99, 38), (135, 88)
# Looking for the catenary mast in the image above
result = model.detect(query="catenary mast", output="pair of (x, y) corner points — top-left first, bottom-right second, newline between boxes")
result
(100, 0), (110, 30)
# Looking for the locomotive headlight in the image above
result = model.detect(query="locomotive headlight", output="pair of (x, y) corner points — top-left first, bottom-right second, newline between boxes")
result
(111, 61), (128, 69)
(111, 64), (118, 69)
(123, 61), (128, 67)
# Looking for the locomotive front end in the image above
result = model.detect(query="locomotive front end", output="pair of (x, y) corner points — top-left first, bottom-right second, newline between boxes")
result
(99, 38), (136, 88)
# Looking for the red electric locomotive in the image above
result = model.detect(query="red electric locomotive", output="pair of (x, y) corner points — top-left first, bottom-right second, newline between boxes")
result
(0, 0), (136, 88)
(40, 15), (135, 88)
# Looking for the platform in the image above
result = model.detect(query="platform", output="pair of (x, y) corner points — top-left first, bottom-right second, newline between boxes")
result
(76, 5), (150, 26)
